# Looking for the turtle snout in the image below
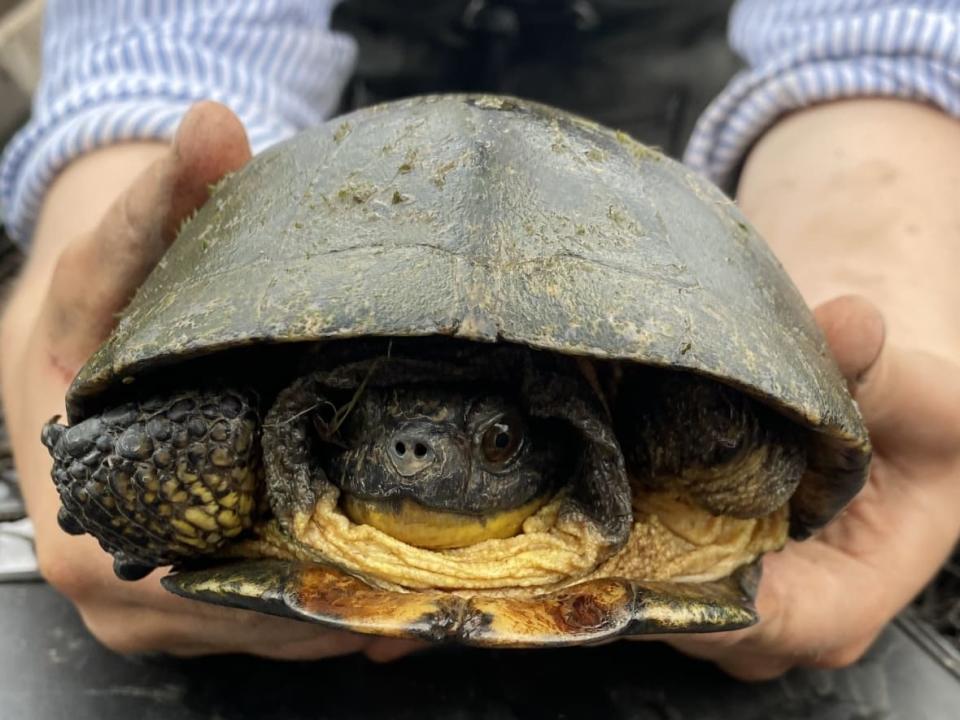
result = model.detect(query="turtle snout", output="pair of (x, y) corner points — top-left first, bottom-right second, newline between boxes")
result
(387, 430), (439, 477)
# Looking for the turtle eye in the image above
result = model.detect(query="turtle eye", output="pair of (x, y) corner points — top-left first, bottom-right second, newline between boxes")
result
(480, 413), (525, 466)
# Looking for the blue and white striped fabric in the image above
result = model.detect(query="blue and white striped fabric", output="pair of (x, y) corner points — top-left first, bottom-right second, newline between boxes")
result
(685, 0), (960, 189)
(3, 1), (960, 245)
(0, 0), (356, 245)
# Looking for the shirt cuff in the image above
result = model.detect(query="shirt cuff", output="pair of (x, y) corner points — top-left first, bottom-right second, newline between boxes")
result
(0, 0), (356, 246)
(684, 3), (960, 191)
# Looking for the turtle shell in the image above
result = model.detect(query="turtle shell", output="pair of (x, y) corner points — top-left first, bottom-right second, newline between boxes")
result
(70, 94), (868, 534)
(66, 96), (870, 642)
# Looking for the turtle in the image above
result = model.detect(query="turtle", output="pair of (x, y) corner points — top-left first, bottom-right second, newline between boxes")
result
(41, 95), (871, 647)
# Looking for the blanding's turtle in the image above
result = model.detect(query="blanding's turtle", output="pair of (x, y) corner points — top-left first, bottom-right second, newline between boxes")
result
(42, 95), (870, 646)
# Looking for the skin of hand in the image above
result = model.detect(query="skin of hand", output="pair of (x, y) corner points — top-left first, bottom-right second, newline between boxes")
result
(660, 99), (960, 680)
(0, 102), (419, 661)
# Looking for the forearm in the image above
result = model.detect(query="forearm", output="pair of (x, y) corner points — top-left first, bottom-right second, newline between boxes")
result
(1, 0), (353, 245)
(737, 98), (960, 360)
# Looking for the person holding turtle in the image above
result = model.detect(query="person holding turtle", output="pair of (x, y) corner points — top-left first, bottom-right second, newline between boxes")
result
(1, 0), (959, 680)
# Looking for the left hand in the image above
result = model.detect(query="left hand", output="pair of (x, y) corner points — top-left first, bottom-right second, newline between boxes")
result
(0, 101), (421, 661)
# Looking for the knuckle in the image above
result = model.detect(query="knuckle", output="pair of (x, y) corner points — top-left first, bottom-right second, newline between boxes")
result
(45, 240), (95, 326)
(723, 659), (793, 683)
(36, 550), (100, 605)
(811, 636), (875, 670)
(40, 557), (163, 657)
(80, 609), (151, 655)
(363, 638), (423, 663)
(164, 643), (211, 658)
(49, 241), (87, 292)
(78, 603), (179, 656)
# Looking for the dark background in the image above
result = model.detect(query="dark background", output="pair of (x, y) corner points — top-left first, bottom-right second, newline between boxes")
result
(2, 580), (959, 720)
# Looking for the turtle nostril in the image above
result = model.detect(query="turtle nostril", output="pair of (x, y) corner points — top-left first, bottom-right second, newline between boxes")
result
(388, 433), (436, 475)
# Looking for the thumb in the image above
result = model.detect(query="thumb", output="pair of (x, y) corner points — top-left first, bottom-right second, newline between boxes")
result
(814, 294), (960, 458)
(42, 101), (252, 372)
(812, 294), (885, 387)
(162, 101), (253, 244)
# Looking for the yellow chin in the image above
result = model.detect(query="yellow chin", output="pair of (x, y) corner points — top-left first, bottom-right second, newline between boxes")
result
(341, 495), (550, 550)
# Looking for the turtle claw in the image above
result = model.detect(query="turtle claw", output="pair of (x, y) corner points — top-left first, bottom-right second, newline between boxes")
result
(113, 556), (156, 581)
(56, 507), (86, 536)
(163, 559), (760, 647)
(41, 419), (65, 450)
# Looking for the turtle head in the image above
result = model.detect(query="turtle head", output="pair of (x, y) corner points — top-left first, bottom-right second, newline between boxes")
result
(324, 387), (574, 549)
(256, 346), (633, 595)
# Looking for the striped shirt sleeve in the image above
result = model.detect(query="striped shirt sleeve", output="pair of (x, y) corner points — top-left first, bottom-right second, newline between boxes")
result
(0, 0), (356, 246)
(685, 0), (960, 190)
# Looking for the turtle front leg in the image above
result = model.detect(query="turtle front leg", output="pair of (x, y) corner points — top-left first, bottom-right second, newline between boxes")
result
(42, 389), (261, 580)
(618, 372), (806, 519)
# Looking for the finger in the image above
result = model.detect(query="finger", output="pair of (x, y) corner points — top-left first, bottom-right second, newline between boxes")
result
(155, 593), (423, 662)
(812, 295), (885, 385)
(81, 600), (375, 659)
(59, 549), (416, 661)
(68, 561), (372, 658)
(43, 102), (251, 368)
(660, 543), (882, 680)
(162, 101), (252, 243)
(814, 294), (960, 455)
(849, 346), (960, 458)
(363, 638), (429, 663)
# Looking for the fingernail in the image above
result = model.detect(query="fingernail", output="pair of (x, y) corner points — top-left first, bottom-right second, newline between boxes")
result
(854, 322), (885, 387)
(171, 104), (201, 160)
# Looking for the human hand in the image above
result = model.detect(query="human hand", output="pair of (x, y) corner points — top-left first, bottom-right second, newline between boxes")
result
(662, 295), (960, 680)
(0, 102), (419, 661)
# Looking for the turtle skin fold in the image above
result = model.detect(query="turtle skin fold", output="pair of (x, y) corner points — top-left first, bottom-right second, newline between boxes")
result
(42, 389), (260, 579)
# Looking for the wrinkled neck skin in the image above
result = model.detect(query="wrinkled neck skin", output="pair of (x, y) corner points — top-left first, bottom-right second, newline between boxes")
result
(247, 343), (789, 595)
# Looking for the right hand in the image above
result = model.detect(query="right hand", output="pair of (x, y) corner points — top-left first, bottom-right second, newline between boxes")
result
(661, 296), (960, 679)
(0, 101), (420, 661)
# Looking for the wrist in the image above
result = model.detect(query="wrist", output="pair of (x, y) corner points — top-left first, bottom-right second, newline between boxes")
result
(737, 98), (960, 360)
